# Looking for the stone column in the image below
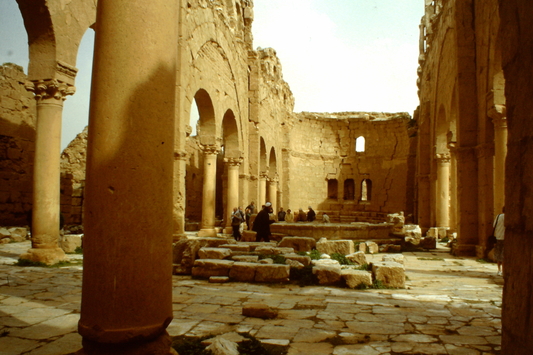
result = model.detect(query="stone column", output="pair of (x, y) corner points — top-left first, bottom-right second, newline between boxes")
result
(198, 145), (219, 237)
(490, 106), (507, 214)
(258, 171), (268, 207)
(224, 157), (242, 234)
(20, 80), (74, 265)
(267, 175), (278, 212)
(173, 151), (188, 241)
(78, 1), (177, 354)
(435, 153), (451, 228)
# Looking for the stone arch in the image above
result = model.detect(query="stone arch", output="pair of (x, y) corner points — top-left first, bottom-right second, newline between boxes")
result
(222, 109), (240, 158)
(194, 89), (217, 146)
(355, 136), (365, 152)
(268, 147), (277, 175)
(259, 137), (268, 172)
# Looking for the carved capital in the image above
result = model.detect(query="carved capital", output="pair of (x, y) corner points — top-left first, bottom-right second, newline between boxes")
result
(201, 144), (220, 156)
(25, 79), (75, 101)
(490, 106), (507, 129)
(259, 171), (269, 180)
(224, 157), (243, 167)
(435, 153), (451, 164)
(174, 151), (188, 161)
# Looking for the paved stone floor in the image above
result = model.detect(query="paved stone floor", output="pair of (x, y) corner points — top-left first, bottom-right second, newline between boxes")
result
(0, 240), (503, 355)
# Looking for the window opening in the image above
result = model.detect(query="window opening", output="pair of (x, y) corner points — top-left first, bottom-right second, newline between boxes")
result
(355, 136), (365, 152)
(344, 179), (355, 200)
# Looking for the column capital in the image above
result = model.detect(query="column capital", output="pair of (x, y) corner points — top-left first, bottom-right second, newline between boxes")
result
(268, 173), (279, 183)
(259, 171), (269, 180)
(201, 144), (220, 156)
(25, 79), (75, 101)
(488, 104), (506, 122)
(435, 153), (451, 164)
(173, 151), (188, 161)
(224, 157), (243, 166)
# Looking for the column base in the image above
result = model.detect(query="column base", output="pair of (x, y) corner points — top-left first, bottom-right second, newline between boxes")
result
(451, 243), (477, 256)
(20, 247), (67, 265)
(197, 229), (217, 237)
(76, 331), (178, 355)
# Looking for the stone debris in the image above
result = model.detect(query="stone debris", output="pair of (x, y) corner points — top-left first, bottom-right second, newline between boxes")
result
(254, 246), (294, 255)
(205, 337), (239, 355)
(255, 264), (290, 282)
(285, 259), (304, 269)
(316, 238), (355, 255)
(284, 253), (312, 266)
(346, 250), (368, 265)
(198, 247), (232, 260)
(231, 255), (259, 263)
(192, 259), (234, 278)
(0, 227), (29, 243)
(59, 234), (83, 254)
(313, 264), (342, 285)
(372, 261), (406, 288)
(278, 236), (316, 252)
(382, 253), (405, 265)
(229, 262), (257, 282)
(209, 276), (230, 283)
(341, 269), (373, 288)
(420, 236), (437, 249)
(242, 303), (278, 319)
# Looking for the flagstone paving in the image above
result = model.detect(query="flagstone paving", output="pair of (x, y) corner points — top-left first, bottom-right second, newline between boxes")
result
(0, 241), (503, 354)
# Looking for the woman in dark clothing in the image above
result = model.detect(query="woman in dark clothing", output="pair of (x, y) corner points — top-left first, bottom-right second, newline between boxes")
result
(252, 202), (274, 242)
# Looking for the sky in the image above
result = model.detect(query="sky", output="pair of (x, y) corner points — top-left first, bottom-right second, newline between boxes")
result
(0, 0), (423, 150)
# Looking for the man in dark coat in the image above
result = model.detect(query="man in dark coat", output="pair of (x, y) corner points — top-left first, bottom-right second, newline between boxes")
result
(252, 202), (274, 242)
(307, 206), (316, 222)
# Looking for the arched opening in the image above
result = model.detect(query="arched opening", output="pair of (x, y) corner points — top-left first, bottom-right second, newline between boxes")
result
(360, 179), (372, 201)
(328, 179), (338, 199)
(344, 179), (355, 200)
(355, 136), (365, 152)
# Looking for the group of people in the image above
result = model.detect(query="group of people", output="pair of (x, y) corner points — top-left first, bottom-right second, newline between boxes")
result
(276, 206), (319, 223)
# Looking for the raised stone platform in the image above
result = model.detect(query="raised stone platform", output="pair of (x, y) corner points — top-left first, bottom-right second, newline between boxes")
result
(270, 222), (400, 242)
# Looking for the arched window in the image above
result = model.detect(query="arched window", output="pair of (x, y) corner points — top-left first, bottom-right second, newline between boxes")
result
(327, 179), (338, 199)
(355, 136), (365, 152)
(344, 179), (355, 200)
(360, 179), (372, 201)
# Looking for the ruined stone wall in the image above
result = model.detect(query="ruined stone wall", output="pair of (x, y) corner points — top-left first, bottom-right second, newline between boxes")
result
(60, 127), (88, 225)
(287, 112), (414, 219)
(0, 64), (36, 226)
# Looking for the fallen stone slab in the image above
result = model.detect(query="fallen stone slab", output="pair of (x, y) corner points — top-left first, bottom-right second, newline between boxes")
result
(209, 276), (230, 283)
(372, 261), (405, 288)
(242, 303), (278, 319)
(231, 255), (259, 263)
(316, 238), (354, 255)
(229, 262), (257, 282)
(284, 253), (312, 267)
(198, 247), (232, 260)
(278, 236), (316, 252)
(366, 241), (379, 254)
(192, 259), (234, 278)
(205, 337), (239, 355)
(382, 254), (405, 265)
(312, 264), (342, 285)
(341, 269), (373, 288)
(220, 244), (251, 252)
(346, 251), (367, 265)
(60, 234), (82, 254)
(420, 236), (437, 249)
(285, 259), (304, 269)
(8, 227), (28, 242)
(255, 264), (290, 283)
(241, 230), (257, 242)
(254, 246), (294, 255)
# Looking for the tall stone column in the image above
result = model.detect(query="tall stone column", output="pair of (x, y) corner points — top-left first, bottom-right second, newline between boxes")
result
(20, 79), (74, 265)
(224, 158), (242, 233)
(435, 154), (451, 228)
(78, 1), (177, 354)
(268, 175), (278, 213)
(173, 151), (188, 241)
(258, 171), (268, 207)
(198, 145), (219, 237)
(490, 107), (507, 214)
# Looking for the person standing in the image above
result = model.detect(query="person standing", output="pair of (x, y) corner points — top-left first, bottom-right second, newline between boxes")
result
(252, 202), (274, 242)
(307, 206), (316, 222)
(285, 209), (294, 223)
(322, 212), (330, 223)
(277, 207), (286, 222)
(231, 207), (244, 241)
(493, 207), (505, 276)
(245, 201), (255, 230)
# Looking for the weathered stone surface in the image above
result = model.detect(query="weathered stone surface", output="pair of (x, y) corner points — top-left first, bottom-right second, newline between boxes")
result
(205, 337), (239, 355)
(404, 224), (422, 246)
(366, 241), (379, 254)
(341, 269), (373, 288)
(372, 261), (405, 288)
(278, 236), (316, 252)
(229, 262), (256, 282)
(242, 303), (278, 319)
(316, 238), (354, 255)
(198, 247), (232, 260)
(388, 212), (405, 234)
(284, 253), (311, 267)
(312, 259), (340, 267)
(382, 254), (405, 265)
(285, 259), (304, 269)
(209, 276), (230, 283)
(219, 244), (250, 252)
(254, 246), (294, 255)
(313, 264), (342, 285)
(346, 251), (367, 265)
(254, 264), (290, 283)
(0, 227), (11, 238)
(191, 259), (234, 278)
(231, 255), (259, 263)
(8, 227), (27, 241)
(241, 230), (256, 242)
(173, 238), (234, 271)
(420, 236), (437, 249)
(59, 234), (82, 254)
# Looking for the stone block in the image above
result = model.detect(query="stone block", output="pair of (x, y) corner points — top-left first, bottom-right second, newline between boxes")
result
(231, 255), (259, 263)
(380, 244), (402, 253)
(420, 236), (437, 249)
(219, 244), (251, 252)
(346, 251), (367, 265)
(242, 303), (278, 319)
(283, 253), (311, 267)
(285, 259), (304, 269)
(341, 269), (373, 288)
(254, 264), (290, 283)
(209, 276), (230, 283)
(316, 238), (354, 255)
(278, 236), (316, 252)
(372, 261), (405, 288)
(382, 254), (405, 265)
(192, 259), (234, 278)
(0, 227), (10, 238)
(358, 242), (367, 253)
(366, 241), (379, 254)
(254, 246), (294, 255)
(60, 234), (83, 254)
(312, 264), (342, 285)
(198, 247), (232, 259)
(311, 259), (340, 267)
(229, 262), (257, 282)
(426, 227), (438, 238)
(241, 230), (256, 242)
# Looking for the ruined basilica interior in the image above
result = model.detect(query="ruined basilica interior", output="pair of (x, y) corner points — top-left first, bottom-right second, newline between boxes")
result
(1, 0), (533, 353)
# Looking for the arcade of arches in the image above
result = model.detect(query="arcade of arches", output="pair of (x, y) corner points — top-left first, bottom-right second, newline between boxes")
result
(0, 0), (532, 353)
